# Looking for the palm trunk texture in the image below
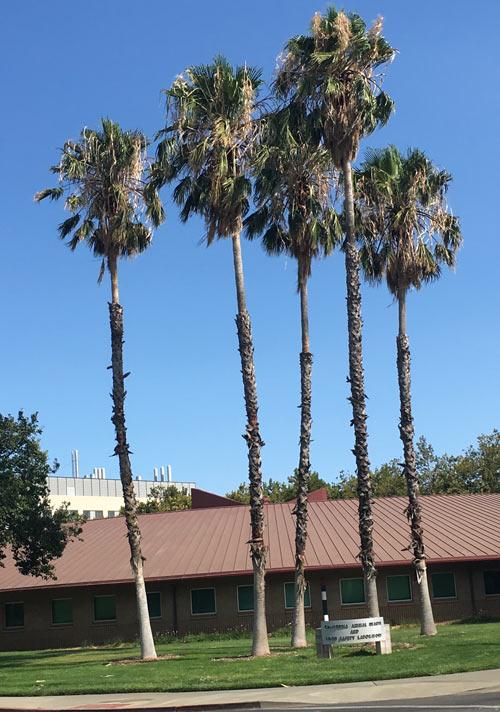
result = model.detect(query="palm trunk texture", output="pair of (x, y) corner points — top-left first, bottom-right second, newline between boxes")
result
(292, 273), (312, 648)
(108, 256), (157, 660)
(342, 159), (380, 617)
(397, 290), (437, 636)
(231, 233), (270, 657)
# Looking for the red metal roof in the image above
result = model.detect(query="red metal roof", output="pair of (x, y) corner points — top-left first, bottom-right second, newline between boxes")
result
(1, 493), (499, 592)
(191, 488), (244, 508)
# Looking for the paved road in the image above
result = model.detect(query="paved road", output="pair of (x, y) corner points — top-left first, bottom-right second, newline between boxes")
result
(256, 690), (500, 711)
(234, 691), (500, 711)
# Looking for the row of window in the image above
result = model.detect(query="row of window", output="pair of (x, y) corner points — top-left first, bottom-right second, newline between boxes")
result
(68, 510), (120, 519)
(4, 592), (161, 629)
(193, 570), (500, 615)
(4, 571), (499, 628)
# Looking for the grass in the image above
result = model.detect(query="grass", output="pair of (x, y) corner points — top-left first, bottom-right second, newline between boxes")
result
(0, 622), (499, 697)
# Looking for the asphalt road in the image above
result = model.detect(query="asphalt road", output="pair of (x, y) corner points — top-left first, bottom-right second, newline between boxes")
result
(253, 690), (500, 712)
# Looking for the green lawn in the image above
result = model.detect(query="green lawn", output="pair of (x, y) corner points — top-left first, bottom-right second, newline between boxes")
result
(0, 622), (499, 697)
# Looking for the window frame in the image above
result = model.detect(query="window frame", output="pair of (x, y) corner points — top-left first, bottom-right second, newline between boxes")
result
(236, 584), (254, 613)
(147, 591), (162, 619)
(190, 587), (217, 616)
(4, 601), (24, 629)
(483, 570), (500, 597)
(283, 581), (311, 610)
(386, 574), (413, 603)
(431, 571), (457, 600)
(51, 597), (73, 626)
(339, 577), (366, 606)
(92, 594), (117, 623)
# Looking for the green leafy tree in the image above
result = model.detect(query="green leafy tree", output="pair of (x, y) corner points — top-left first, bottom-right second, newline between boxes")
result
(356, 145), (462, 635)
(35, 119), (164, 660)
(229, 433), (498, 505)
(421, 432), (500, 495)
(226, 482), (252, 504)
(135, 486), (191, 513)
(276, 7), (395, 617)
(151, 57), (270, 656)
(246, 106), (338, 647)
(0, 412), (81, 578)
(227, 470), (331, 504)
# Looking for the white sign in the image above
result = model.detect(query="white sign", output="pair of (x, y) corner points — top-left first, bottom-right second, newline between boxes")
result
(321, 617), (386, 646)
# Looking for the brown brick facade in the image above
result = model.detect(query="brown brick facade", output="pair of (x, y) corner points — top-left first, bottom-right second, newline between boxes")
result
(1, 563), (499, 651)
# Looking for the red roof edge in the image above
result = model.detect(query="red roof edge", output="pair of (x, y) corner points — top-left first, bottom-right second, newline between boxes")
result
(308, 486), (329, 502)
(191, 488), (244, 509)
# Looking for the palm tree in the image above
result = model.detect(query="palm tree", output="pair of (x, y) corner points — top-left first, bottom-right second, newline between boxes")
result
(355, 146), (462, 634)
(246, 107), (339, 646)
(150, 56), (270, 656)
(35, 119), (164, 659)
(275, 7), (395, 617)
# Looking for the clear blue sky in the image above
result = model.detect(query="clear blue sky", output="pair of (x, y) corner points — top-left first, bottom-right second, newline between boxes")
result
(1, 1), (498, 494)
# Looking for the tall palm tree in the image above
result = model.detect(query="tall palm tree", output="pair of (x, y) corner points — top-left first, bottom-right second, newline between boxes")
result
(246, 107), (339, 646)
(35, 119), (164, 659)
(150, 56), (270, 656)
(275, 7), (395, 617)
(355, 146), (462, 634)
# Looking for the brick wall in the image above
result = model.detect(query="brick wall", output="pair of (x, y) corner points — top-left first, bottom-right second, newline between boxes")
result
(1, 562), (498, 651)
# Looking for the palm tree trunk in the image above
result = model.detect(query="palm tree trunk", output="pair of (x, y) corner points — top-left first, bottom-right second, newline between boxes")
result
(342, 158), (379, 617)
(231, 232), (270, 657)
(292, 265), (312, 648)
(397, 288), (437, 636)
(107, 252), (157, 660)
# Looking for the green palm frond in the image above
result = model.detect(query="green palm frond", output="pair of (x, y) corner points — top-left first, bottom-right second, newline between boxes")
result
(245, 104), (339, 290)
(275, 6), (396, 166)
(150, 55), (262, 243)
(58, 214), (80, 240)
(355, 145), (463, 295)
(36, 119), (165, 275)
(34, 187), (64, 202)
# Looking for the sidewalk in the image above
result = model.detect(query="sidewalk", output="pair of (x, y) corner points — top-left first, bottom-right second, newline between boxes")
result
(0, 668), (499, 710)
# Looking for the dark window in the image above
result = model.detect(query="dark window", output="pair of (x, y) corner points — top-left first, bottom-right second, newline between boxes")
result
(93, 595), (116, 621)
(484, 571), (500, 596)
(191, 588), (216, 615)
(284, 582), (311, 609)
(340, 578), (365, 605)
(147, 592), (161, 619)
(52, 599), (73, 625)
(387, 575), (412, 602)
(5, 602), (24, 628)
(107, 511), (116, 518)
(83, 510), (91, 519)
(237, 585), (254, 612)
(432, 572), (456, 599)
(94, 510), (104, 519)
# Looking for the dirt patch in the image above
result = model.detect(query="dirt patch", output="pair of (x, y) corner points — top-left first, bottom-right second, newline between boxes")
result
(213, 650), (304, 662)
(105, 654), (181, 666)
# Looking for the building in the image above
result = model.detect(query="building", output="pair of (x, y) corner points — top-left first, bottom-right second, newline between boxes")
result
(48, 467), (196, 519)
(1, 492), (499, 651)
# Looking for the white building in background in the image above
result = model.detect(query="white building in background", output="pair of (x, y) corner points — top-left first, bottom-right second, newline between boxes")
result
(48, 456), (195, 518)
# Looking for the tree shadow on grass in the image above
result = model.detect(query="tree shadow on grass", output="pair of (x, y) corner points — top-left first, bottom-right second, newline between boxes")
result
(0, 646), (136, 670)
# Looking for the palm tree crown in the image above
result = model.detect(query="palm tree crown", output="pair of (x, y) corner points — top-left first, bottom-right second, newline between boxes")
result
(245, 107), (340, 288)
(35, 118), (164, 275)
(356, 146), (462, 292)
(152, 56), (262, 241)
(275, 6), (395, 166)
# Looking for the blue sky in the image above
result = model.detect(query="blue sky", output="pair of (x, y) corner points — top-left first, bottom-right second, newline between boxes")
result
(1, 1), (498, 494)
